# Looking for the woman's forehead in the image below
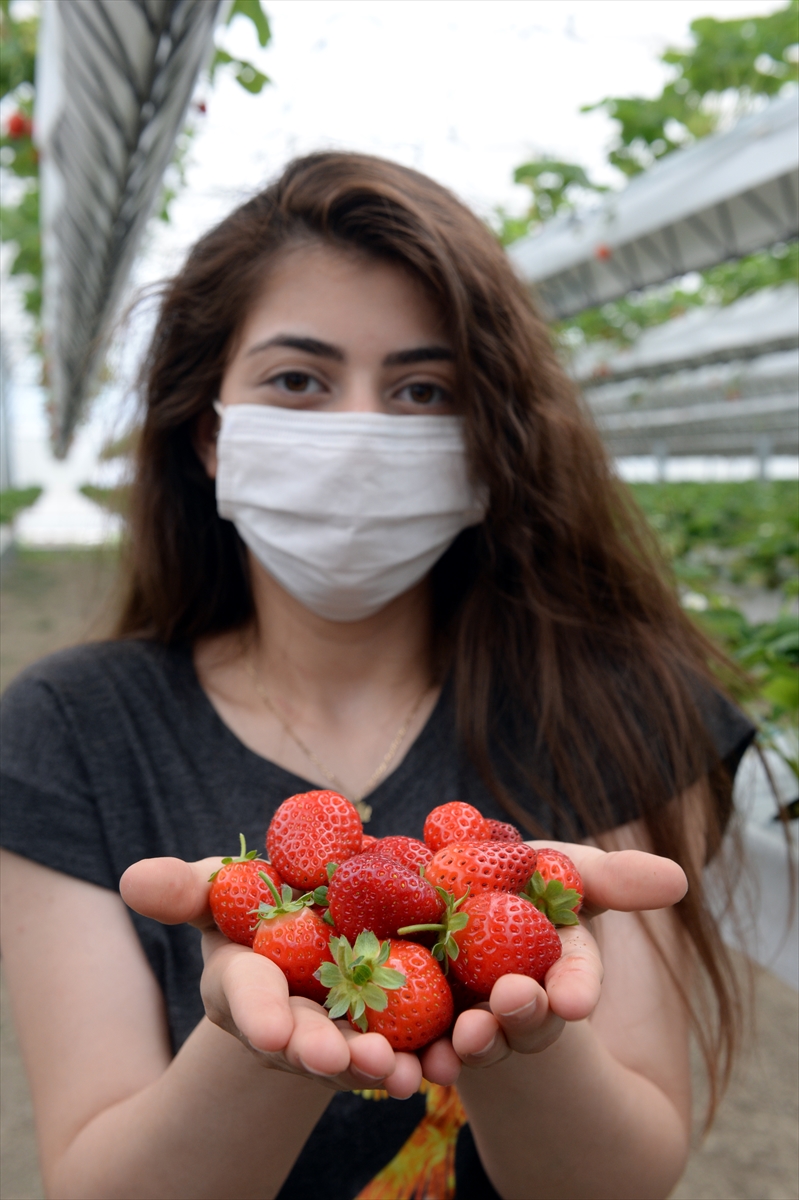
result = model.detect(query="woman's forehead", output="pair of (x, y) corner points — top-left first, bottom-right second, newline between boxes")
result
(236, 241), (450, 357)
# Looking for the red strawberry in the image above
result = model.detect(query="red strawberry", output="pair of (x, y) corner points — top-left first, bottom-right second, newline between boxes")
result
(448, 973), (484, 1016)
(423, 801), (491, 851)
(372, 835), (432, 873)
(522, 848), (584, 926)
(327, 853), (443, 943)
(208, 834), (283, 947)
(252, 875), (334, 1004)
(267, 790), (362, 890)
(360, 834), (380, 853)
(486, 819), (523, 843)
(318, 932), (453, 1051)
(450, 892), (562, 997)
(7, 111), (32, 139)
(425, 841), (538, 897)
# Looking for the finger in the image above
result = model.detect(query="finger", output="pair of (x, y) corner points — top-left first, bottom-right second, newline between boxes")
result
(450, 1007), (509, 1068)
(544, 923), (603, 1022)
(489, 975), (564, 1054)
(208, 944), (294, 1053)
(336, 1026), (423, 1099)
(380, 1051), (423, 1099)
(285, 999), (353, 1080)
(419, 1037), (462, 1087)
(530, 842), (687, 914)
(120, 856), (222, 930)
(340, 1028), (396, 1084)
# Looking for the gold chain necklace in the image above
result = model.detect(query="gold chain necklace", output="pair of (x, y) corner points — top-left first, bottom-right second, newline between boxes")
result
(242, 653), (428, 823)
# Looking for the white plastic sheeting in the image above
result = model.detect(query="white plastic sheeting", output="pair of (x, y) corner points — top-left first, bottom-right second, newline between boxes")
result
(36, 0), (222, 456)
(509, 93), (799, 319)
(576, 285), (799, 458)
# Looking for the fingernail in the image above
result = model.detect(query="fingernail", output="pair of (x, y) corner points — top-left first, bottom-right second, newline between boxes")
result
(297, 1056), (338, 1079)
(470, 1034), (497, 1059)
(497, 997), (537, 1019)
(351, 1067), (386, 1083)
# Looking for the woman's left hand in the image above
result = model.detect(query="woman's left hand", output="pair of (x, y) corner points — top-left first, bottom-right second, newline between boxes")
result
(418, 843), (687, 1083)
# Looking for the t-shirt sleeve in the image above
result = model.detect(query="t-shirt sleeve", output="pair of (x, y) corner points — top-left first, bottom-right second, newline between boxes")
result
(0, 669), (116, 891)
(697, 681), (756, 781)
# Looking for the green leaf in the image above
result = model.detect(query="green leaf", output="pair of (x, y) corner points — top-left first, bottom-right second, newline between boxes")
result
(353, 931), (381, 961)
(234, 62), (269, 94)
(317, 962), (342, 988)
(376, 940), (390, 966)
(551, 910), (580, 926)
(371, 967), (406, 990)
(209, 46), (234, 82)
(762, 670), (799, 712)
(330, 935), (352, 972)
(360, 983), (389, 1011)
(327, 995), (351, 1020)
(226, 0), (271, 47)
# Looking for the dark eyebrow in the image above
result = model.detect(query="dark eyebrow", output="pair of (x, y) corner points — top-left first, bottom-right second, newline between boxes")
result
(382, 345), (454, 367)
(245, 336), (454, 368)
(245, 335), (345, 361)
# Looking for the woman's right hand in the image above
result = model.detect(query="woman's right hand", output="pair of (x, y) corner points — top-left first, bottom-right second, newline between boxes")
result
(120, 856), (424, 1099)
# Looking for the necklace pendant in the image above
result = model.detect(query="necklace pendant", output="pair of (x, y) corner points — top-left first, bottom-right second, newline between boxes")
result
(355, 799), (373, 824)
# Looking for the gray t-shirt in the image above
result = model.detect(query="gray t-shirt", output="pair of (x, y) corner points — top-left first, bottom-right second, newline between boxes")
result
(0, 638), (755, 1199)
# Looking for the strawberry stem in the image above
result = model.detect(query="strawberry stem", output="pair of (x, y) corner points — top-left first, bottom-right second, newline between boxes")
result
(208, 833), (259, 881)
(252, 872), (316, 922)
(398, 888), (469, 971)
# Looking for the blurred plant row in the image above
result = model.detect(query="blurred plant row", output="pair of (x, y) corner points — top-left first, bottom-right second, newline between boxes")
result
(630, 480), (798, 784)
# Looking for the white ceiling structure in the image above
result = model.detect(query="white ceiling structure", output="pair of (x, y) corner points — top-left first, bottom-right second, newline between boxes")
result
(577, 285), (799, 458)
(36, 0), (223, 456)
(509, 92), (799, 321)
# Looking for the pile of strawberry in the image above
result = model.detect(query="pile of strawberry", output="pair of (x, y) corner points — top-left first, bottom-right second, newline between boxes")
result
(209, 792), (584, 1052)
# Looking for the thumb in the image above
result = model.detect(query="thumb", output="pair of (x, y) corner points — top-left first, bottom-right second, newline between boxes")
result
(120, 856), (222, 929)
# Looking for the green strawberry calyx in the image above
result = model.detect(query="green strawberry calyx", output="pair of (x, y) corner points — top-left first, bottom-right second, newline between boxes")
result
(315, 931), (406, 1033)
(521, 872), (581, 926)
(208, 833), (260, 882)
(396, 887), (469, 969)
(251, 871), (316, 921)
(309, 862), (339, 924)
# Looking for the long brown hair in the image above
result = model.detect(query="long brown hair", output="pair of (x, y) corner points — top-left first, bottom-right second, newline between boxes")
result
(118, 151), (748, 1116)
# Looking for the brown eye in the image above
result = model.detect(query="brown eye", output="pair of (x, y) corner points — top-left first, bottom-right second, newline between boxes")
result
(407, 383), (437, 405)
(283, 373), (311, 392)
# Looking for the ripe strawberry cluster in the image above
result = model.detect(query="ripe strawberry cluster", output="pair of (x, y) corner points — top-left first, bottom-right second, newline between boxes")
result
(209, 792), (584, 1052)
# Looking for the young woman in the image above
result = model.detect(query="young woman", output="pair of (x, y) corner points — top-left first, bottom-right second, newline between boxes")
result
(0, 152), (754, 1200)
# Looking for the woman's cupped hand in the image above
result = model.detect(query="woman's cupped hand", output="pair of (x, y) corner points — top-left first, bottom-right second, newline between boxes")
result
(119, 856), (424, 1098)
(119, 844), (687, 1092)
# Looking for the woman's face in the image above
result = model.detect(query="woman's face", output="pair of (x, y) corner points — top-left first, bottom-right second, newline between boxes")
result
(219, 241), (456, 416)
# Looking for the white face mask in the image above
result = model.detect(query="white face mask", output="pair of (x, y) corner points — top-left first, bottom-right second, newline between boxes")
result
(215, 404), (487, 621)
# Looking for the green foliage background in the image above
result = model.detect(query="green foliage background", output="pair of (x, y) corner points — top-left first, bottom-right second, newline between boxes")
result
(0, 485), (42, 525)
(630, 481), (799, 780)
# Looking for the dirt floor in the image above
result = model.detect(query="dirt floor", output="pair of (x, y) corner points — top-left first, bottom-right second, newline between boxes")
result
(1, 548), (797, 1200)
